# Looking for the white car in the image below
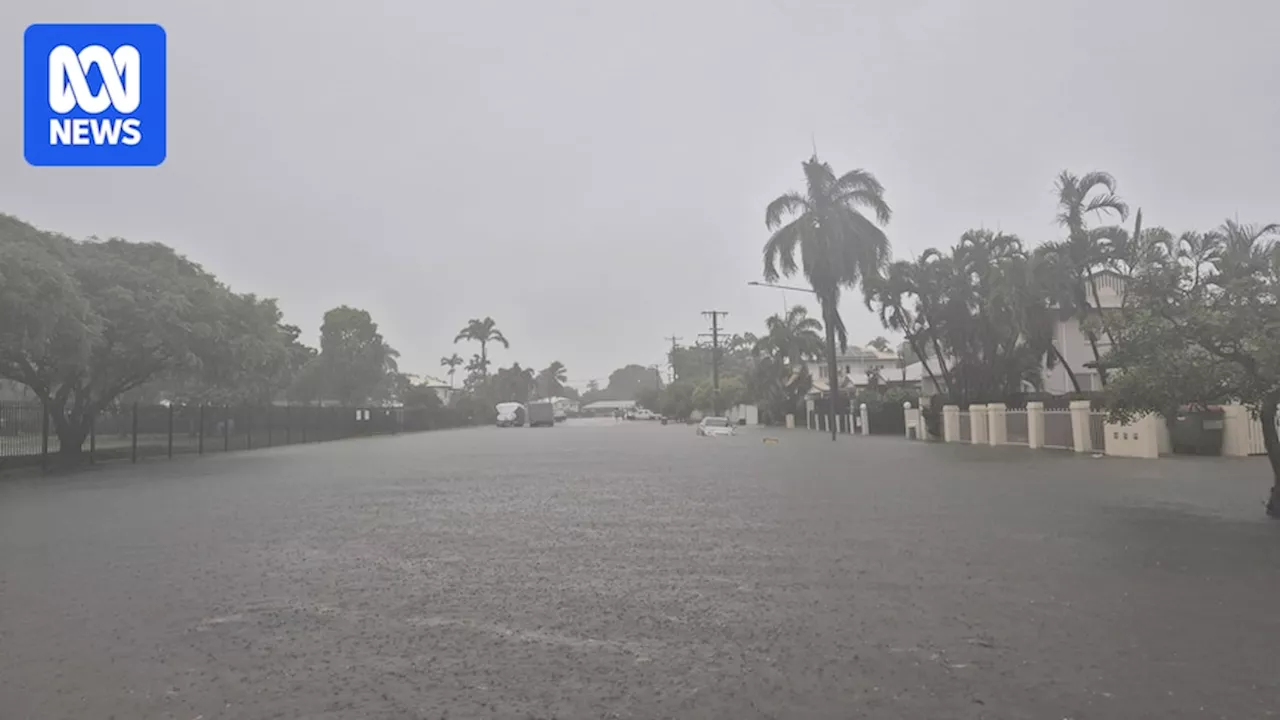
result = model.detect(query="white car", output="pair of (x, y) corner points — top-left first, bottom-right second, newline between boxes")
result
(696, 416), (735, 437)
(634, 408), (656, 421)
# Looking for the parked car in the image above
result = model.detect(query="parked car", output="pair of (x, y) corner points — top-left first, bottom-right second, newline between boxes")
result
(634, 408), (656, 421)
(696, 416), (735, 437)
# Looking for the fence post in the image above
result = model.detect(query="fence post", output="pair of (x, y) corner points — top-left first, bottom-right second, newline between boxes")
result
(267, 405), (273, 447)
(859, 403), (870, 436)
(89, 413), (96, 464)
(987, 402), (1006, 446)
(198, 405), (205, 455)
(1026, 401), (1045, 449)
(943, 405), (960, 442)
(1069, 400), (1092, 453)
(285, 405), (292, 444)
(223, 406), (230, 452)
(245, 405), (252, 451)
(1221, 404), (1250, 456)
(41, 402), (50, 472)
(167, 404), (174, 458)
(970, 404), (989, 444)
(130, 402), (139, 463)
(301, 406), (308, 443)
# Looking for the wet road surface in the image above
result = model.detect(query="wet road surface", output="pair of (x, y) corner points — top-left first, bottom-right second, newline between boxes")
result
(2, 419), (1279, 719)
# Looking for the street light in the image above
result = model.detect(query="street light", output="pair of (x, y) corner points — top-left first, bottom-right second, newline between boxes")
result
(747, 280), (816, 316)
(747, 280), (816, 294)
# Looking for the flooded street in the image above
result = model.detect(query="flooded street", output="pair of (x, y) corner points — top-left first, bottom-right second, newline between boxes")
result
(3, 420), (1278, 719)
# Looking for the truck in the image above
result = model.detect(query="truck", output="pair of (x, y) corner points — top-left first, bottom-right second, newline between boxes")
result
(527, 400), (556, 427)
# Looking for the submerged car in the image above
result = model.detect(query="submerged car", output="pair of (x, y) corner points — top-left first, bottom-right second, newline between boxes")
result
(696, 416), (735, 437)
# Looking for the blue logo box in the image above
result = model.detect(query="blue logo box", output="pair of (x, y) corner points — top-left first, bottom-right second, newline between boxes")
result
(24, 23), (167, 167)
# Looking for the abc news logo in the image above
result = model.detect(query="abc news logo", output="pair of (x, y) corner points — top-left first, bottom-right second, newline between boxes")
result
(24, 24), (167, 167)
(48, 44), (143, 146)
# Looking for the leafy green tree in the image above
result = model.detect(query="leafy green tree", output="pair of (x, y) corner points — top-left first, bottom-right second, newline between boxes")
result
(454, 317), (508, 376)
(305, 306), (400, 406)
(603, 364), (661, 400)
(0, 214), (288, 461)
(1104, 219), (1280, 517)
(488, 363), (537, 404)
(401, 381), (445, 409)
(440, 353), (464, 388)
(764, 155), (892, 440)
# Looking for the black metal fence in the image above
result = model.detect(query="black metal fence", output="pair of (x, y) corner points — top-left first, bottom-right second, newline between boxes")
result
(0, 402), (465, 473)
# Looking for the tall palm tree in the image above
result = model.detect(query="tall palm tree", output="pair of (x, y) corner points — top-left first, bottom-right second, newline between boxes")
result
(764, 155), (892, 440)
(440, 353), (464, 388)
(1051, 169), (1129, 387)
(453, 317), (509, 376)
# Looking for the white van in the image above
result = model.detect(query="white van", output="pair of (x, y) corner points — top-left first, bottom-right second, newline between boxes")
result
(495, 402), (525, 427)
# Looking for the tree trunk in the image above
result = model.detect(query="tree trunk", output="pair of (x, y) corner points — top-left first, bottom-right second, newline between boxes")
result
(1051, 344), (1083, 393)
(824, 308), (838, 441)
(1261, 403), (1280, 518)
(1083, 328), (1109, 388)
(48, 405), (91, 466)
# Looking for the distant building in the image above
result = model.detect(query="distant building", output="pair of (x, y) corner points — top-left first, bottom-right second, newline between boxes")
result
(804, 345), (901, 397)
(581, 400), (637, 416)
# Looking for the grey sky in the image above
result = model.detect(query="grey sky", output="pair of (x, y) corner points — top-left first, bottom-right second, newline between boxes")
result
(3, 1), (1277, 387)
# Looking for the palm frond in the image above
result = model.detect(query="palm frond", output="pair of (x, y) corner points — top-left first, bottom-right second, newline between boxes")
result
(765, 192), (807, 230)
(763, 216), (806, 282)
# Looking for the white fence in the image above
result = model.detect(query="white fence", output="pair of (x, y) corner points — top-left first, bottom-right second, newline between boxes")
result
(917, 401), (1277, 460)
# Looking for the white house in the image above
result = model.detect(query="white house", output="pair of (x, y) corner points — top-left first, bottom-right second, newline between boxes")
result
(804, 345), (901, 397)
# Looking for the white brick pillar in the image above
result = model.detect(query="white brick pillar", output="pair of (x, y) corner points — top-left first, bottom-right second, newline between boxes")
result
(987, 402), (1007, 446)
(1070, 400), (1092, 453)
(1221, 404), (1250, 457)
(970, 404), (989, 444)
(859, 403), (870, 436)
(943, 405), (960, 443)
(1026, 401), (1045, 449)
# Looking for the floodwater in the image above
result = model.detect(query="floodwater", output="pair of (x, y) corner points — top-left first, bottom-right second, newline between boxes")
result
(2, 420), (1277, 719)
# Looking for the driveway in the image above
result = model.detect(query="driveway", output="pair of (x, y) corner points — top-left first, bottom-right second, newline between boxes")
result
(2, 420), (1277, 719)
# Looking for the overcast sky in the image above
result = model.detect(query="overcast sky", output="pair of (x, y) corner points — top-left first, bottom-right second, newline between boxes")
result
(3, 1), (1277, 387)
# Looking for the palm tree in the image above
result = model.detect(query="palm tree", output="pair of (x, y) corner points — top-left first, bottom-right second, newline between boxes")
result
(764, 155), (892, 440)
(753, 305), (824, 367)
(866, 260), (947, 395)
(537, 361), (568, 397)
(1051, 169), (1129, 387)
(440, 353), (464, 388)
(453, 317), (509, 376)
(1215, 219), (1280, 274)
